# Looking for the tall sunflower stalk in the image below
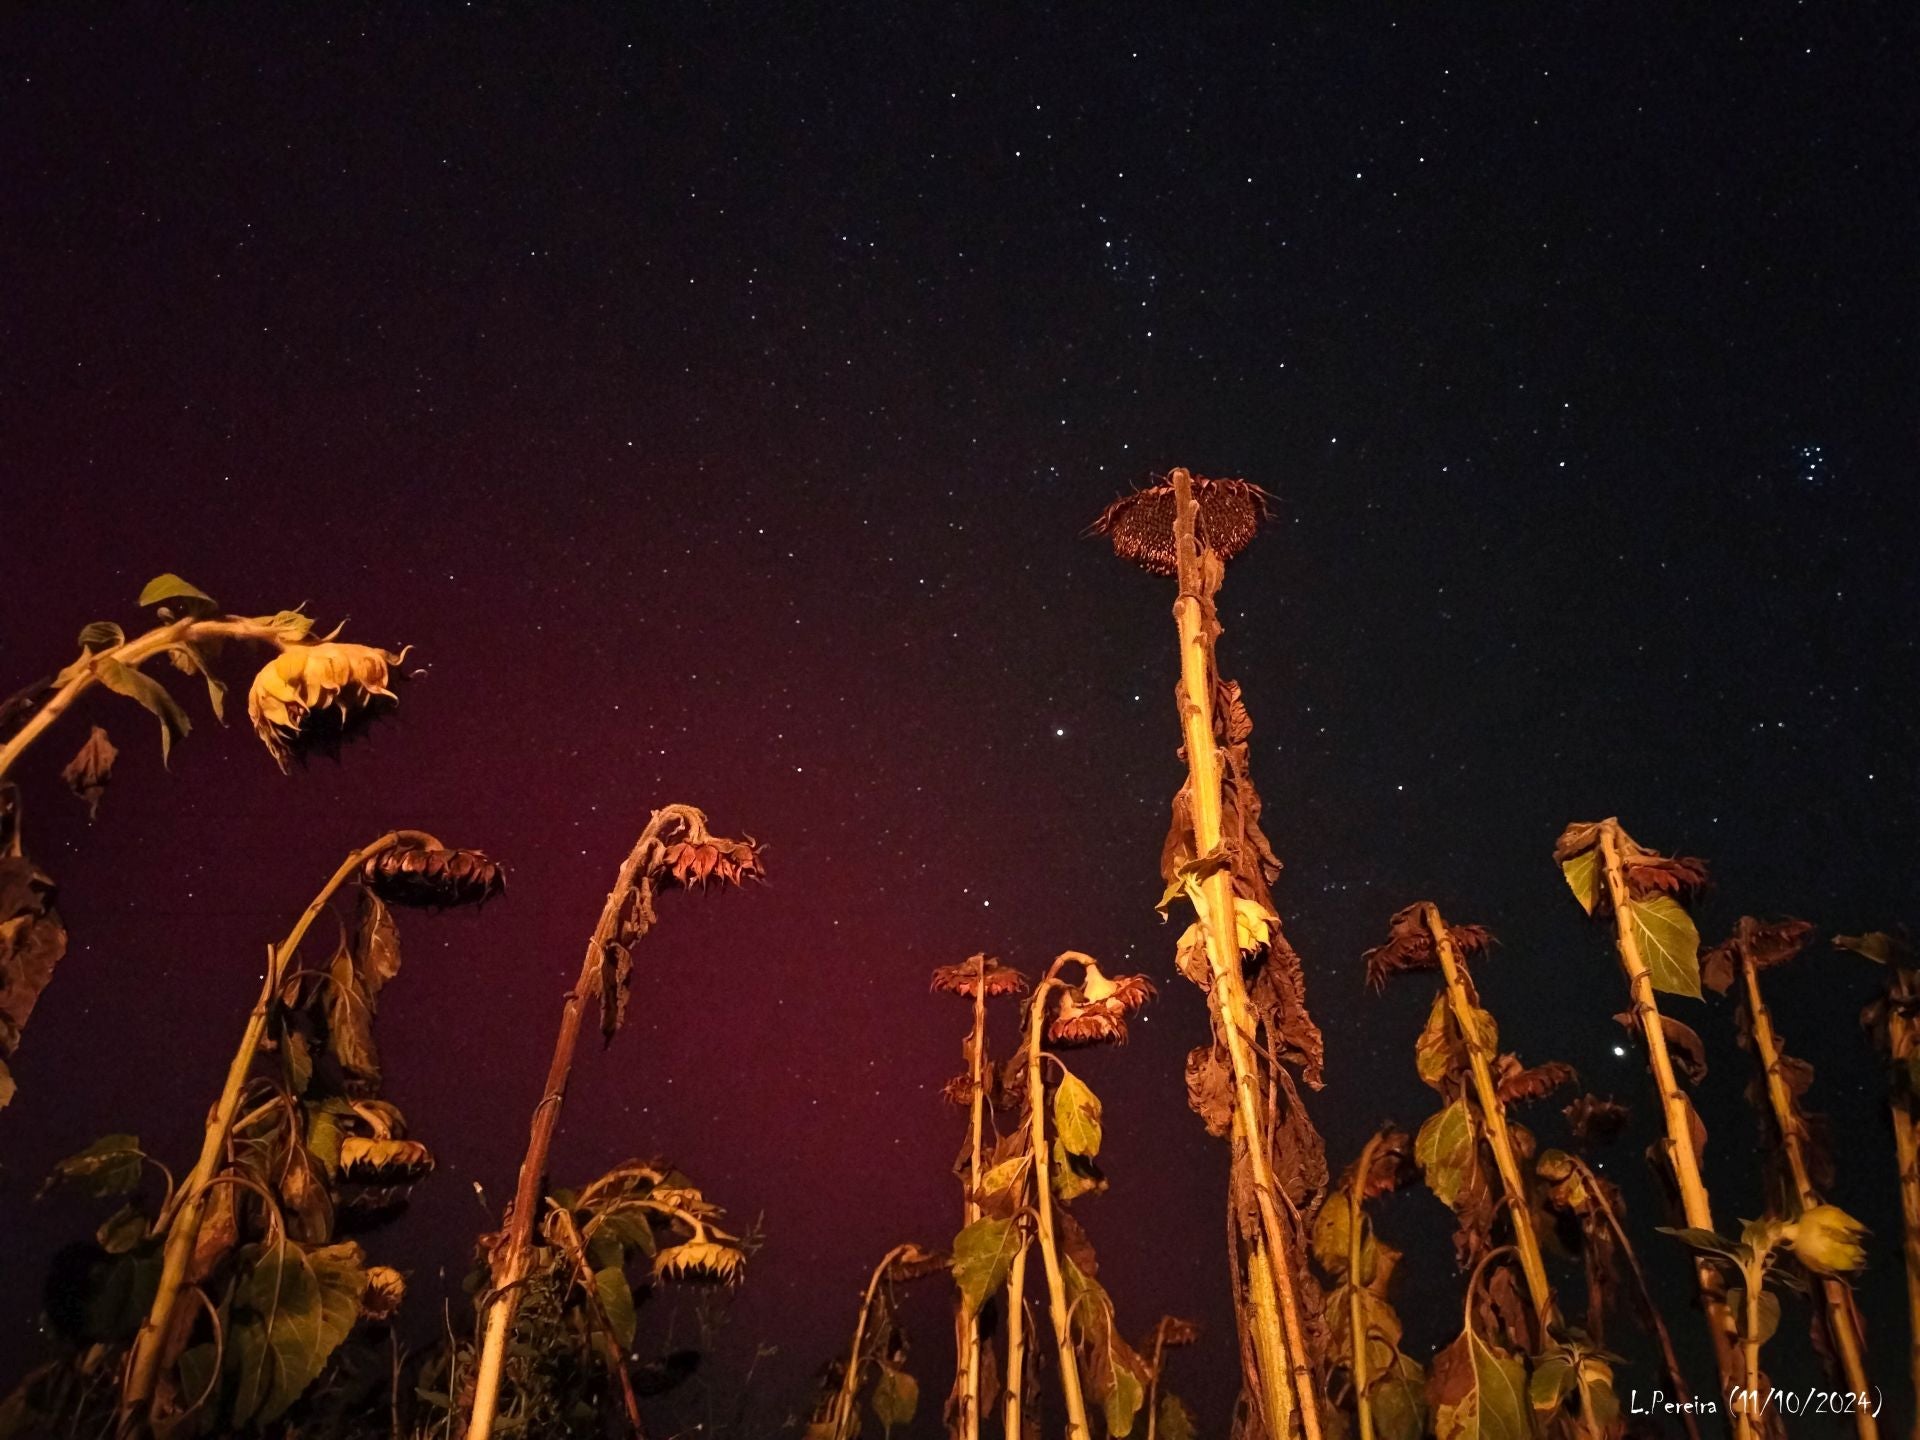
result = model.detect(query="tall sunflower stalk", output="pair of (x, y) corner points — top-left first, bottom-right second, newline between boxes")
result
(931, 954), (1030, 1440)
(1703, 918), (1875, 1439)
(464, 805), (762, 1440)
(1095, 468), (1326, 1439)
(809, 1242), (944, 1440)
(1840, 929), (1920, 1435)
(1555, 819), (1741, 1399)
(120, 831), (503, 1428)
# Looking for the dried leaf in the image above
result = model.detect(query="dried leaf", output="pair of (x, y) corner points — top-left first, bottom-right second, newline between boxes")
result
(1184, 1044), (1233, 1137)
(1491, 1055), (1576, 1106)
(59, 727), (117, 819)
(1563, 1094), (1630, 1145)
(0, 855), (67, 1110)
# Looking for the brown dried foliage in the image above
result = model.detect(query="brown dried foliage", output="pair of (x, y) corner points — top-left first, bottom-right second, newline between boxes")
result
(1362, 903), (1495, 991)
(929, 952), (1030, 1000)
(1491, 1054), (1577, 1106)
(662, 835), (765, 889)
(1564, 1093), (1631, 1145)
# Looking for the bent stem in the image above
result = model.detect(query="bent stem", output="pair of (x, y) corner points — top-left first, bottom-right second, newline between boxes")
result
(1737, 951), (1877, 1439)
(1422, 905), (1558, 1347)
(826, 1243), (922, 1439)
(0, 615), (289, 785)
(1168, 470), (1319, 1440)
(120, 829), (438, 1430)
(1025, 959), (1093, 1440)
(1597, 821), (1740, 1397)
(464, 805), (705, 1440)
(1565, 1155), (1701, 1440)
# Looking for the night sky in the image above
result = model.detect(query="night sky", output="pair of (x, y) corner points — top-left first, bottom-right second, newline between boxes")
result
(2, 6), (1915, 1434)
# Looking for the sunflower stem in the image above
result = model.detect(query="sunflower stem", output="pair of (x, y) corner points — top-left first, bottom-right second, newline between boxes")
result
(1025, 959), (1094, 1440)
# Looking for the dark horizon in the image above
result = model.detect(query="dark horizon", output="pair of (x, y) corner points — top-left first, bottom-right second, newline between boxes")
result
(1, 6), (1914, 1434)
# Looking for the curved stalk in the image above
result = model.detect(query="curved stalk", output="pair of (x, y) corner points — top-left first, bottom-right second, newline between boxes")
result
(465, 805), (706, 1440)
(1565, 1155), (1702, 1440)
(1597, 822), (1740, 1396)
(1422, 905), (1557, 1346)
(550, 1208), (646, 1439)
(1167, 470), (1320, 1440)
(1346, 1132), (1381, 1440)
(121, 829), (437, 1428)
(1025, 961), (1093, 1440)
(826, 1243), (920, 1439)
(0, 616), (287, 785)
(1737, 950), (1877, 1438)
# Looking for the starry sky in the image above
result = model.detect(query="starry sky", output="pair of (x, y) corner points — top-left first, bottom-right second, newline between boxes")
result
(1, 5), (1915, 1433)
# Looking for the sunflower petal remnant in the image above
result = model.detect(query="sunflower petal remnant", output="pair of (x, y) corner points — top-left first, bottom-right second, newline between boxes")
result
(247, 641), (409, 770)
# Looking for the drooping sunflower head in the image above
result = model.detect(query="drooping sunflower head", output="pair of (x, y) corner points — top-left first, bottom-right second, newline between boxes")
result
(363, 842), (505, 909)
(653, 1227), (747, 1287)
(1046, 962), (1155, 1048)
(930, 953), (1030, 1000)
(1091, 473), (1269, 575)
(662, 835), (765, 889)
(248, 641), (409, 770)
(338, 1136), (436, 1186)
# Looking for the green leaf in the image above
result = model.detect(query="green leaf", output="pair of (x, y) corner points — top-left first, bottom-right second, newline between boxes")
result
(1528, 1355), (1572, 1413)
(138, 573), (218, 614)
(1158, 1392), (1198, 1440)
(42, 1134), (144, 1200)
(96, 658), (192, 763)
(176, 1341), (221, 1414)
(951, 1216), (1019, 1319)
(1053, 1068), (1102, 1159)
(1414, 1100), (1478, 1208)
(1727, 1286), (1780, 1346)
(976, 1154), (1030, 1201)
(1414, 993), (1456, 1090)
(77, 621), (125, 652)
(1654, 1226), (1747, 1262)
(1430, 1327), (1530, 1440)
(96, 1203), (149, 1255)
(167, 641), (228, 722)
(595, 1265), (637, 1348)
(228, 1238), (366, 1425)
(1559, 850), (1600, 914)
(870, 1365), (919, 1430)
(1625, 894), (1701, 999)
(279, 1021), (313, 1096)
(305, 1098), (353, 1178)
(1369, 1353), (1428, 1440)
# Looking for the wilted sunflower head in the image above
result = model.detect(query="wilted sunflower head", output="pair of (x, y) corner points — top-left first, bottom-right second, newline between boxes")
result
(1091, 472), (1269, 576)
(248, 641), (408, 770)
(339, 1136), (435, 1186)
(362, 1266), (407, 1321)
(930, 953), (1030, 1000)
(1788, 1204), (1869, 1274)
(662, 835), (765, 889)
(939, 1074), (975, 1108)
(363, 843), (505, 908)
(1046, 961), (1154, 1048)
(653, 1228), (747, 1287)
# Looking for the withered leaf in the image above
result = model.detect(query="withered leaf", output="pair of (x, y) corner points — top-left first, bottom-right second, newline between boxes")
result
(0, 852), (67, 1109)
(1613, 1011), (1708, 1086)
(1491, 1055), (1577, 1106)
(1563, 1094), (1630, 1145)
(60, 727), (118, 819)
(1184, 1044), (1233, 1137)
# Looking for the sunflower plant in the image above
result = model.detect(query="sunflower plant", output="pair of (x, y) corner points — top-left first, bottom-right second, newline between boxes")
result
(0, 571), (414, 1110)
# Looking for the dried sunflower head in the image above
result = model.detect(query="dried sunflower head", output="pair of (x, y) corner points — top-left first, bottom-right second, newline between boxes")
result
(338, 1136), (435, 1185)
(653, 1230), (746, 1287)
(662, 835), (765, 889)
(939, 1074), (975, 1108)
(248, 641), (408, 771)
(1092, 473), (1269, 575)
(362, 1266), (407, 1321)
(1046, 963), (1155, 1049)
(930, 953), (1030, 1000)
(363, 843), (505, 908)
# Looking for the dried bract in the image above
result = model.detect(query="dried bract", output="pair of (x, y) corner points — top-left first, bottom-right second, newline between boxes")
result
(363, 843), (505, 909)
(662, 835), (764, 889)
(248, 641), (408, 770)
(1092, 474), (1269, 574)
(1363, 903), (1494, 991)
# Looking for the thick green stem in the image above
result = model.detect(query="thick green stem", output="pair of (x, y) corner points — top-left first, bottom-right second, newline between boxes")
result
(120, 829), (436, 1430)
(827, 1244), (917, 1439)
(1026, 963), (1093, 1440)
